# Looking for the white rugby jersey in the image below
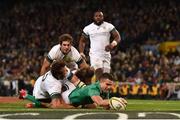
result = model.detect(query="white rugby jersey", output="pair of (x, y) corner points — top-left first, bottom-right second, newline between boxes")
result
(83, 22), (115, 54)
(33, 71), (75, 99)
(47, 44), (82, 69)
(33, 71), (63, 98)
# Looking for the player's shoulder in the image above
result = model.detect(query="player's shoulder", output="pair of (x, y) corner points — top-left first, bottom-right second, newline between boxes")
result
(86, 22), (94, 27)
(84, 23), (94, 29)
(103, 21), (114, 26)
(44, 71), (52, 79)
(49, 44), (60, 52)
(41, 71), (51, 83)
(51, 44), (60, 50)
(102, 21), (115, 30)
(88, 81), (100, 89)
(71, 46), (78, 51)
(45, 71), (59, 82)
(71, 46), (80, 54)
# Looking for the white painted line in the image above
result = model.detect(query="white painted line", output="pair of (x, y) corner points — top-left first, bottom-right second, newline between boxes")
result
(138, 112), (180, 118)
(62, 112), (128, 120)
(0, 113), (39, 120)
(138, 112), (145, 117)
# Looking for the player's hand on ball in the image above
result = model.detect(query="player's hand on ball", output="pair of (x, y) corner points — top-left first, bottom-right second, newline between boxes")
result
(119, 97), (127, 105)
(109, 97), (127, 111)
(105, 44), (114, 52)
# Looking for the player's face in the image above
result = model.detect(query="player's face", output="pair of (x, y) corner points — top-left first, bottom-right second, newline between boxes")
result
(101, 79), (113, 93)
(93, 12), (104, 25)
(60, 41), (71, 54)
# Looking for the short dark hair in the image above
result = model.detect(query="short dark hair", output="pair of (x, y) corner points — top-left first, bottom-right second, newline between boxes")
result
(51, 60), (66, 80)
(59, 34), (73, 45)
(99, 73), (114, 81)
(94, 9), (103, 13)
(75, 67), (94, 83)
(93, 9), (103, 15)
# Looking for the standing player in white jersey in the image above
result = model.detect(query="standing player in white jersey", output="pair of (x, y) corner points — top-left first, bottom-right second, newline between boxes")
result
(79, 10), (121, 80)
(40, 33), (88, 76)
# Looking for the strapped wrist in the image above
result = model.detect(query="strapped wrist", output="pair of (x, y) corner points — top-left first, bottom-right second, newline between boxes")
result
(80, 52), (84, 55)
(111, 40), (118, 47)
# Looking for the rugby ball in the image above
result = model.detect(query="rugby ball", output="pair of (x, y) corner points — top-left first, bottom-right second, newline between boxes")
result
(109, 97), (127, 111)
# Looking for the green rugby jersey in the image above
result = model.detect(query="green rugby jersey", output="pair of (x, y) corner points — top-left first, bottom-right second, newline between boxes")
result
(69, 81), (101, 106)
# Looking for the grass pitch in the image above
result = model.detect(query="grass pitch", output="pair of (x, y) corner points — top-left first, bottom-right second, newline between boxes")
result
(0, 99), (180, 119)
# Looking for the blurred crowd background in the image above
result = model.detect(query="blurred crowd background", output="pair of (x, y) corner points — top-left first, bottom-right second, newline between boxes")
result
(0, 0), (180, 100)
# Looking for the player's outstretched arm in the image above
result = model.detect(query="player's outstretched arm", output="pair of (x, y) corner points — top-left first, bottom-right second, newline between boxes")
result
(91, 95), (110, 108)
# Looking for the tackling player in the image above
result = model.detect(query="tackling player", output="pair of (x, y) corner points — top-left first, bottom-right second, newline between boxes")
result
(20, 60), (93, 108)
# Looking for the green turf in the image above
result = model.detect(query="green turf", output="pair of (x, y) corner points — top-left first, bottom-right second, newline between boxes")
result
(0, 99), (180, 119)
(127, 99), (180, 111)
(0, 99), (180, 112)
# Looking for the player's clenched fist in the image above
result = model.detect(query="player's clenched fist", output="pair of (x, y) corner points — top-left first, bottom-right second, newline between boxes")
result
(105, 44), (114, 52)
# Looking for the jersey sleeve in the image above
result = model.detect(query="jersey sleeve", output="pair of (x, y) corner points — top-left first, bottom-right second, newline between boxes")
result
(82, 27), (89, 38)
(108, 23), (116, 32)
(47, 45), (59, 63)
(71, 47), (83, 65)
(45, 79), (62, 98)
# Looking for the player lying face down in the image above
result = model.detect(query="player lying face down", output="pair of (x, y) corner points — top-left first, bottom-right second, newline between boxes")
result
(62, 73), (120, 109)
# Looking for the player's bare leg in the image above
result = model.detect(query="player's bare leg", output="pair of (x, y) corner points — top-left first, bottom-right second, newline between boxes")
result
(19, 89), (48, 108)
